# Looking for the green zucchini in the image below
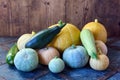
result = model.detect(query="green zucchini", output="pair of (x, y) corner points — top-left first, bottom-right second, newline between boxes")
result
(80, 29), (97, 59)
(6, 43), (19, 65)
(25, 21), (66, 49)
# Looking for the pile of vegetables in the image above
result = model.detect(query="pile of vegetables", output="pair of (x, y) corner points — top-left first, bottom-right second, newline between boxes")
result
(6, 19), (109, 73)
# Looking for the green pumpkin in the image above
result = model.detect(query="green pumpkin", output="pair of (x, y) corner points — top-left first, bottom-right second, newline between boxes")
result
(63, 45), (89, 68)
(14, 48), (38, 72)
(48, 57), (65, 73)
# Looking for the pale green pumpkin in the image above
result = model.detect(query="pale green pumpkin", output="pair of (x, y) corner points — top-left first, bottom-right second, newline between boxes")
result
(48, 57), (65, 73)
(14, 48), (38, 72)
(63, 45), (89, 68)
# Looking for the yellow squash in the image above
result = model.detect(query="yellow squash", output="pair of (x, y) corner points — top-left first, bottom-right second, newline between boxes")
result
(83, 19), (107, 43)
(48, 23), (81, 52)
(17, 31), (35, 50)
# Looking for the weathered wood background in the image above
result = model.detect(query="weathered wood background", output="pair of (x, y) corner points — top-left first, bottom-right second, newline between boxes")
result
(0, 0), (120, 37)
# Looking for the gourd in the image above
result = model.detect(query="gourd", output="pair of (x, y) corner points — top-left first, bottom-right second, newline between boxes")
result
(48, 57), (65, 73)
(38, 47), (60, 65)
(95, 40), (108, 55)
(48, 21), (81, 52)
(89, 54), (109, 70)
(80, 29), (97, 59)
(25, 21), (66, 49)
(63, 45), (89, 68)
(6, 43), (19, 65)
(82, 19), (107, 43)
(14, 48), (39, 72)
(17, 31), (35, 50)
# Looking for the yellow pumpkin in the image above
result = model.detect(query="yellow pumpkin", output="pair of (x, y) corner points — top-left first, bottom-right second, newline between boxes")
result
(48, 23), (81, 52)
(83, 19), (107, 43)
(38, 47), (60, 65)
(17, 31), (35, 50)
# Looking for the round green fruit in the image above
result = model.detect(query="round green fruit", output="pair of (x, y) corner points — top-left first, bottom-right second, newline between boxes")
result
(63, 45), (89, 68)
(14, 48), (38, 72)
(48, 57), (65, 73)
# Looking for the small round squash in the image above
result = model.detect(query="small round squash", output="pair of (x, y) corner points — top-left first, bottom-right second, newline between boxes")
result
(63, 45), (89, 68)
(14, 48), (39, 72)
(83, 19), (107, 43)
(48, 57), (65, 73)
(95, 40), (108, 55)
(38, 47), (60, 65)
(17, 31), (35, 50)
(89, 54), (109, 70)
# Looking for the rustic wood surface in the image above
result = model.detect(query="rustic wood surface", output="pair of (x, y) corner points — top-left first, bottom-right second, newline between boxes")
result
(0, 37), (120, 80)
(0, 0), (120, 37)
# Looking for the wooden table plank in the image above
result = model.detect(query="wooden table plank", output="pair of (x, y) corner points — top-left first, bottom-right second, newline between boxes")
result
(0, 37), (120, 80)
(108, 73), (120, 80)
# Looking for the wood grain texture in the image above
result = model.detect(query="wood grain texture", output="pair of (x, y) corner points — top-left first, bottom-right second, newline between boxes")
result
(0, 0), (119, 37)
(0, 0), (9, 36)
(66, 0), (120, 37)
(28, 0), (65, 33)
(9, 0), (29, 36)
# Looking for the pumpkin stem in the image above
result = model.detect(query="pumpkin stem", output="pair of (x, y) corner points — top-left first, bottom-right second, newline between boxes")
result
(44, 47), (49, 50)
(31, 31), (36, 35)
(95, 19), (98, 23)
(71, 44), (76, 49)
(54, 56), (58, 59)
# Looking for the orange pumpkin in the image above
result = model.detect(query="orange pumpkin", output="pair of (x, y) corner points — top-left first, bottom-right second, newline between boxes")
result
(38, 47), (60, 65)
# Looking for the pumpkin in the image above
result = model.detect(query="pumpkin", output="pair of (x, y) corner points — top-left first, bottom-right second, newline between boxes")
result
(83, 19), (107, 43)
(63, 45), (89, 68)
(48, 57), (65, 73)
(89, 54), (109, 70)
(17, 31), (35, 50)
(38, 47), (60, 65)
(95, 40), (108, 55)
(48, 23), (81, 52)
(14, 48), (39, 72)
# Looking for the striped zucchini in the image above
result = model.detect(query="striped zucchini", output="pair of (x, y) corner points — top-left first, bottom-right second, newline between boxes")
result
(80, 29), (97, 59)
(25, 21), (66, 49)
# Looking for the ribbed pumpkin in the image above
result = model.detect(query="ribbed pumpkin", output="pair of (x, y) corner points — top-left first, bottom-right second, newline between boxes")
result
(82, 19), (107, 43)
(48, 23), (81, 52)
(14, 48), (39, 72)
(63, 45), (89, 68)
(38, 47), (60, 65)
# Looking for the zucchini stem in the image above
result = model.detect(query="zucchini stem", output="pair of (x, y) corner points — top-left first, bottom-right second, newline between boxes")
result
(91, 52), (98, 59)
(58, 20), (66, 29)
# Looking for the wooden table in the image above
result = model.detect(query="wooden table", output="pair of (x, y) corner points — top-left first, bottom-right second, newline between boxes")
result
(0, 37), (120, 80)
